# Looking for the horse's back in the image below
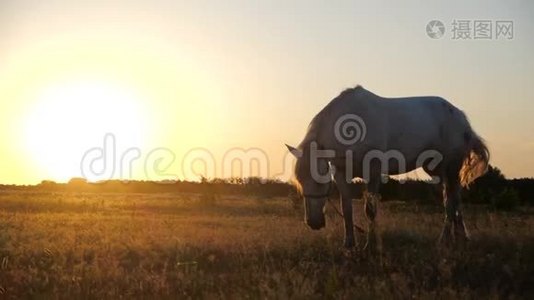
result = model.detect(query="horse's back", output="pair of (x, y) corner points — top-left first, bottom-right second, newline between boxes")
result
(382, 95), (470, 161)
(314, 87), (471, 153)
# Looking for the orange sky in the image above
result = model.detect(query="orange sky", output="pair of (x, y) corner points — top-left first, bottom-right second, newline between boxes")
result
(0, 0), (533, 184)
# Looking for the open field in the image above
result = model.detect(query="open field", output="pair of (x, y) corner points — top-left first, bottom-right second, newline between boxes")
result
(0, 191), (533, 298)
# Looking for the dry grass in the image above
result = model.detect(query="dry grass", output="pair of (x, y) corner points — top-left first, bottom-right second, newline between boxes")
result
(0, 191), (533, 298)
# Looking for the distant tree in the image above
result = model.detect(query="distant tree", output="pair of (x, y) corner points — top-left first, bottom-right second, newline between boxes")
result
(37, 180), (59, 191)
(509, 178), (534, 206)
(464, 165), (507, 204)
(491, 187), (520, 211)
(479, 165), (506, 185)
(245, 177), (263, 185)
(67, 177), (89, 191)
(39, 180), (57, 186)
(68, 177), (88, 185)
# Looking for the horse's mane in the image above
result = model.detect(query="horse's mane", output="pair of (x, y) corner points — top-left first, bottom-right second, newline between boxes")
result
(321, 85), (364, 115)
(293, 85), (365, 192)
(298, 85), (365, 150)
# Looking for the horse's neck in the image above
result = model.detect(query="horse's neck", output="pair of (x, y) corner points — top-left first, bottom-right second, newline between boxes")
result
(299, 131), (318, 149)
(299, 116), (323, 149)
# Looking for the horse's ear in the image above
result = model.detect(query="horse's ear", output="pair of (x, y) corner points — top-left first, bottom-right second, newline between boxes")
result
(285, 144), (302, 158)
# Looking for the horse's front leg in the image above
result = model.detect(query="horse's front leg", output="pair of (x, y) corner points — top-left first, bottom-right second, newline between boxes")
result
(340, 195), (355, 248)
(364, 191), (382, 252)
(334, 172), (356, 248)
(363, 174), (383, 254)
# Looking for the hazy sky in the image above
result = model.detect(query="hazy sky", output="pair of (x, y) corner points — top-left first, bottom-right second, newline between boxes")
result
(0, 0), (533, 184)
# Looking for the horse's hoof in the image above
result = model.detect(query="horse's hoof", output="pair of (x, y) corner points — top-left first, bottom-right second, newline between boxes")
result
(343, 239), (355, 249)
(363, 239), (378, 254)
(438, 232), (453, 246)
(341, 247), (358, 258)
(454, 231), (471, 243)
(438, 236), (450, 246)
(438, 222), (454, 245)
(453, 221), (471, 243)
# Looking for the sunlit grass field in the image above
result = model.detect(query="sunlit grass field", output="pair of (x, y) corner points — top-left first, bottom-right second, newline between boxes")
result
(0, 191), (533, 298)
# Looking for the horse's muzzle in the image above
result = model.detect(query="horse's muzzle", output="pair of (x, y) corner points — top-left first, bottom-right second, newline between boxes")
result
(306, 218), (325, 230)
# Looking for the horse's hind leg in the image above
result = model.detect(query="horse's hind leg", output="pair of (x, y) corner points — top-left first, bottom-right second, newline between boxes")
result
(453, 204), (470, 241)
(448, 180), (470, 242)
(439, 182), (454, 245)
(364, 176), (382, 253)
(440, 173), (469, 244)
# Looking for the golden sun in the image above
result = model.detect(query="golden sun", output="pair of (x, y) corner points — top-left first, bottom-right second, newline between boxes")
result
(22, 79), (150, 181)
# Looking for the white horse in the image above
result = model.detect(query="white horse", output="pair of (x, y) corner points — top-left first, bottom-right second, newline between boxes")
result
(287, 85), (489, 248)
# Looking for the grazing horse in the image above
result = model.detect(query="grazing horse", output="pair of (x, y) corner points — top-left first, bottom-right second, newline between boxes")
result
(286, 85), (489, 248)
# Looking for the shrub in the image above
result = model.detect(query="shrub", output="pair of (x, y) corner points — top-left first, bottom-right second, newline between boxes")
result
(491, 187), (520, 211)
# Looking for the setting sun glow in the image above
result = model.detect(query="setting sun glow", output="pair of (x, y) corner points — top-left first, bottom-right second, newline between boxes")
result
(22, 79), (149, 181)
(0, 1), (532, 184)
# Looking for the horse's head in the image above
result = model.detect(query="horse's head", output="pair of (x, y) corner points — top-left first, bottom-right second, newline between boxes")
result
(286, 143), (332, 230)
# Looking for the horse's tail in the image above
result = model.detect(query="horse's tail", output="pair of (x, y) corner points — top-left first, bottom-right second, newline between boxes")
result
(459, 130), (490, 187)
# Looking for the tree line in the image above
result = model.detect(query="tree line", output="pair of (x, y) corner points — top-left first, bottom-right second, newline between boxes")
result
(0, 165), (531, 210)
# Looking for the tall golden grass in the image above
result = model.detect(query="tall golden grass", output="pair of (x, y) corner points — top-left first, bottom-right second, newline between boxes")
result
(0, 191), (533, 298)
